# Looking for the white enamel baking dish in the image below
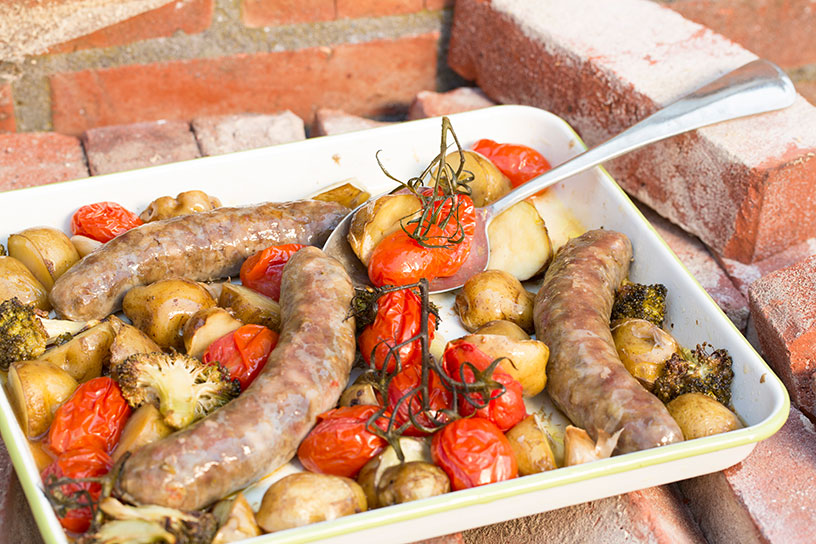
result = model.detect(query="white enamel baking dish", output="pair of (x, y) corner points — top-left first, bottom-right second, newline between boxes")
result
(0, 105), (788, 544)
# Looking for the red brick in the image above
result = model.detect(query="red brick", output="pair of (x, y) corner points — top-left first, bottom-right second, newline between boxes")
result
(464, 485), (703, 544)
(448, 0), (816, 264)
(424, 0), (455, 8)
(0, 85), (14, 133)
(719, 236), (816, 298)
(412, 534), (465, 544)
(82, 120), (200, 175)
(406, 87), (495, 120)
(192, 111), (305, 156)
(658, 0), (816, 70)
(51, 34), (440, 135)
(637, 202), (748, 331)
(748, 255), (816, 416)
(679, 405), (816, 543)
(0, 441), (44, 544)
(795, 78), (816, 107)
(0, 133), (87, 191)
(312, 108), (393, 137)
(47, 0), (212, 54)
(241, 0), (334, 27)
(337, 0), (423, 18)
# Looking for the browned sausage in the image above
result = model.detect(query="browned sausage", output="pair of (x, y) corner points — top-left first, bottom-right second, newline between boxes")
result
(116, 246), (356, 509)
(534, 229), (683, 454)
(49, 200), (347, 320)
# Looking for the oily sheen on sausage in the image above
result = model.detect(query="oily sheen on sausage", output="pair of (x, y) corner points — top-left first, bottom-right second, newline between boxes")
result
(534, 229), (683, 454)
(117, 247), (356, 509)
(49, 200), (347, 320)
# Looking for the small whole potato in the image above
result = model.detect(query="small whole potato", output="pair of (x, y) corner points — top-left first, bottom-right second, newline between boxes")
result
(455, 270), (535, 333)
(666, 393), (742, 440)
(612, 318), (681, 390)
(339, 372), (380, 407)
(474, 320), (530, 341)
(255, 472), (366, 533)
(139, 190), (221, 222)
(377, 461), (450, 507)
(458, 334), (549, 397)
(357, 437), (431, 509)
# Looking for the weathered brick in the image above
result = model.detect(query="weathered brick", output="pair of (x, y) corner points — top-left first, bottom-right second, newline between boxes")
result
(637, 203), (748, 331)
(748, 255), (816, 416)
(51, 34), (439, 135)
(448, 0), (816, 264)
(0, 133), (88, 191)
(241, 0), (335, 27)
(679, 405), (816, 544)
(0, 441), (44, 544)
(312, 108), (393, 137)
(406, 87), (495, 120)
(0, 85), (14, 133)
(656, 0), (816, 70)
(719, 236), (816, 298)
(794, 77), (816, 107)
(463, 485), (703, 544)
(82, 120), (200, 175)
(192, 111), (305, 156)
(48, 0), (212, 54)
(337, 0), (423, 18)
(412, 534), (465, 544)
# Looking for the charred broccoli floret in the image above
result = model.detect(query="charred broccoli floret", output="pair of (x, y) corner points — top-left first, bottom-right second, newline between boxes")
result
(611, 280), (667, 326)
(652, 343), (734, 405)
(113, 351), (240, 429)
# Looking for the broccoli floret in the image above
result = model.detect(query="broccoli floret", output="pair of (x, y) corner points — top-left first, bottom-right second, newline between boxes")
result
(652, 343), (734, 405)
(77, 519), (176, 544)
(611, 280), (667, 326)
(113, 352), (240, 429)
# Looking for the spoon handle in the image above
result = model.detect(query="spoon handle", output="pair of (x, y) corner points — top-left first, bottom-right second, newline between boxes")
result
(486, 59), (796, 216)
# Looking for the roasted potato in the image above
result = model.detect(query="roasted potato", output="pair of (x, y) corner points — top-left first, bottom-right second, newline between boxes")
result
(0, 256), (50, 310)
(455, 270), (535, 333)
(339, 372), (380, 407)
(440, 150), (512, 207)
(40, 321), (115, 382)
(357, 437), (431, 509)
(256, 472), (366, 532)
(347, 193), (422, 266)
(666, 393), (742, 440)
(8, 360), (78, 438)
(182, 307), (243, 360)
(474, 319), (529, 341)
(218, 283), (281, 332)
(212, 492), (262, 544)
(139, 190), (221, 222)
(612, 318), (681, 390)
(107, 316), (162, 368)
(487, 201), (553, 280)
(122, 278), (215, 349)
(112, 403), (173, 462)
(311, 180), (371, 209)
(377, 462), (450, 507)
(70, 234), (102, 258)
(7, 227), (80, 291)
(505, 415), (557, 475)
(457, 334), (549, 396)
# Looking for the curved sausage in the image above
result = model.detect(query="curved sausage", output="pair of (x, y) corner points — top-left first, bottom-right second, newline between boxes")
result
(117, 246), (356, 509)
(534, 229), (682, 454)
(50, 200), (348, 320)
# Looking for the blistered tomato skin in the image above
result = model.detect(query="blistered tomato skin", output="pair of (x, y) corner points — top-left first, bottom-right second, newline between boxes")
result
(71, 202), (143, 243)
(203, 324), (278, 390)
(240, 243), (307, 301)
(471, 139), (551, 187)
(431, 418), (517, 491)
(387, 364), (452, 436)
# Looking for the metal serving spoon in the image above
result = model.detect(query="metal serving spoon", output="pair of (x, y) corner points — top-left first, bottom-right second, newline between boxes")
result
(324, 59), (796, 292)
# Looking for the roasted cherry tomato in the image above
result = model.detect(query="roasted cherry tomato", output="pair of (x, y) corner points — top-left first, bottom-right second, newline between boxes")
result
(368, 193), (475, 286)
(70, 202), (143, 243)
(239, 243), (306, 301)
(387, 364), (452, 436)
(431, 417), (517, 491)
(40, 447), (112, 534)
(472, 139), (551, 187)
(443, 340), (526, 432)
(202, 324), (278, 390)
(47, 377), (131, 456)
(357, 288), (436, 372)
(297, 405), (389, 478)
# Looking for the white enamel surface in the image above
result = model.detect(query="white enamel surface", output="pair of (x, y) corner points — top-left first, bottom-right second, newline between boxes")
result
(0, 105), (788, 544)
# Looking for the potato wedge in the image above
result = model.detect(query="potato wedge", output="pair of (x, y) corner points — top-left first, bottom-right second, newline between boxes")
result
(218, 283), (280, 332)
(454, 270), (536, 333)
(8, 227), (80, 291)
(112, 403), (173, 462)
(487, 201), (553, 280)
(505, 415), (557, 475)
(182, 307), (243, 360)
(40, 321), (115, 382)
(107, 316), (162, 369)
(458, 333), (549, 396)
(0, 256), (50, 310)
(441, 150), (512, 207)
(311, 180), (371, 209)
(8, 360), (78, 438)
(347, 194), (422, 266)
(212, 492), (262, 544)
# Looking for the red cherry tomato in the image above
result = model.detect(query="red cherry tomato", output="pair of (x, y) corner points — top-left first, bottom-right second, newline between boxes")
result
(70, 202), (143, 243)
(239, 244), (307, 301)
(47, 377), (131, 455)
(357, 289), (436, 373)
(202, 324), (278, 390)
(472, 139), (551, 187)
(387, 364), (452, 436)
(431, 418), (517, 491)
(297, 405), (389, 478)
(40, 447), (112, 534)
(442, 340), (526, 431)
